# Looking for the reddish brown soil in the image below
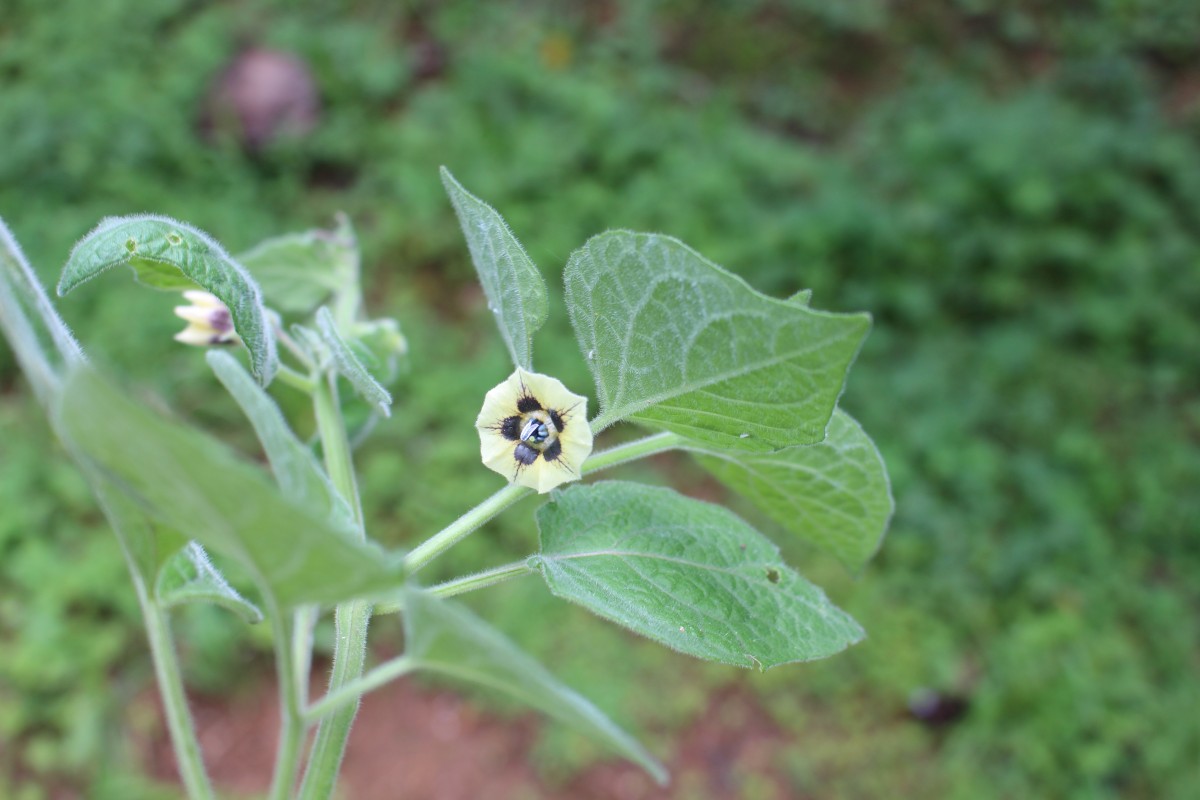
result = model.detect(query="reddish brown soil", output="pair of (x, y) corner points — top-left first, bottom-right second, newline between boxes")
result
(141, 675), (793, 800)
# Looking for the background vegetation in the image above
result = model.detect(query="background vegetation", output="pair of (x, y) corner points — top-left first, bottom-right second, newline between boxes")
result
(1, 0), (1197, 797)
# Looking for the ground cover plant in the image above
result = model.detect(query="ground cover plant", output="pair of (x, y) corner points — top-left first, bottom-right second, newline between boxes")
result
(0, 168), (891, 798)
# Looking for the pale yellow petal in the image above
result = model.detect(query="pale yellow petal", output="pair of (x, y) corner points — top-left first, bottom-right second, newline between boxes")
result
(556, 434), (593, 475)
(174, 305), (218, 326)
(518, 368), (582, 414)
(182, 289), (224, 308)
(174, 325), (215, 346)
(475, 376), (521, 430)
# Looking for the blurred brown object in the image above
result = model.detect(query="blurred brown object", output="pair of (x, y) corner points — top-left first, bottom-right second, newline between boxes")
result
(202, 48), (319, 151)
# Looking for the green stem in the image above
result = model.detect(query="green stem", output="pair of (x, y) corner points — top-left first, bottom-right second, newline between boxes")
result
(304, 656), (415, 724)
(581, 431), (681, 474)
(404, 484), (530, 575)
(266, 599), (304, 800)
(293, 605), (318, 705)
(403, 431), (683, 575)
(297, 375), (371, 800)
(276, 364), (317, 394)
(137, 580), (216, 800)
(427, 561), (533, 599)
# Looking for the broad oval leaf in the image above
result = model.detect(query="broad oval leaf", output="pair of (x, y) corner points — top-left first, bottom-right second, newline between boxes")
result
(58, 215), (278, 385)
(156, 541), (264, 624)
(404, 588), (667, 784)
(441, 167), (549, 370)
(531, 481), (864, 670)
(564, 232), (870, 449)
(316, 307), (392, 416)
(55, 367), (403, 609)
(236, 216), (359, 315)
(689, 410), (894, 573)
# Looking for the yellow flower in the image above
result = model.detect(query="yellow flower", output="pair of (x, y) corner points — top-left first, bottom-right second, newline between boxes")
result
(476, 368), (593, 493)
(173, 290), (238, 346)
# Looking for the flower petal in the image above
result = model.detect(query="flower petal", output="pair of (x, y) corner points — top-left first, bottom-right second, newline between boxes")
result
(475, 367), (594, 493)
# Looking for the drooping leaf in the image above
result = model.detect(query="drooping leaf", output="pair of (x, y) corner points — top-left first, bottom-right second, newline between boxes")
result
(0, 217), (83, 406)
(688, 410), (894, 572)
(531, 481), (864, 670)
(236, 216), (359, 315)
(58, 215), (278, 385)
(55, 367), (403, 608)
(315, 307), (392, 415)
(564, 232), (870, 449)
(207, 350), (355, 534)
(156, 541), (264, 624)
(441, 167), (548, 370)
(404, 588), (667, 784)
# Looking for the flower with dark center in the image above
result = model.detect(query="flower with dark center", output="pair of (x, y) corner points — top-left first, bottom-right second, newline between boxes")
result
(476, 368), (593, 493)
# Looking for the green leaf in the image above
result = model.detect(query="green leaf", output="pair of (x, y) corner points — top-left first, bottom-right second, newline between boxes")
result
(564, 232), (870, 449)
(237, 216), (359, 315)
(440, 167), (548, 370)
(316, 307), (392, 415)
(55, 367), (404, 608)
(57, 215), (278, 385)
(156, 541), (264, 624)
(689, 410), (893, 572)
(531, 481), (864, 670)
(404, 588), (667, 784)
(207, 350), (355, 534)
(787, 288), (813, 306)
(0, 217), (83, 406)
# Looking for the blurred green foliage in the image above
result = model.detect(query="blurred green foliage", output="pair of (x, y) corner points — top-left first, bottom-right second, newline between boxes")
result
(2, 0), (1198, 798)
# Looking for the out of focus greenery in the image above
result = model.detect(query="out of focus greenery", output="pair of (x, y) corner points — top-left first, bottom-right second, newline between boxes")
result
(2, 0), (1198, 798)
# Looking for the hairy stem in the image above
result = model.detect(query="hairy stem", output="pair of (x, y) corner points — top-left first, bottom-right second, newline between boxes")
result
(297, 375), (370, 800)
(137, 578), (216, 800)
(266, 599), (304, 800)
(304, 656), (415, 724)
(427, 561), (533, 599)
(403, 431), (683, 574)
(403, 483), (531, 574)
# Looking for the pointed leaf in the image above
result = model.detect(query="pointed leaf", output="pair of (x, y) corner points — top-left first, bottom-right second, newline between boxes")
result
(316, 307), (392, 415)
(404, 588), (667, 784)
(688, 410), (893, 572)
(156, 541), (264, 624)
(207, 350), (355, 534)
(237, 216), (359, 314)
(531, 481), (864, 670)
(58, 215), (278, 384)
(564, 232), (870, 449)
(441, 167), (548, 370)
(0, 217), (83, 406)
(55, 367), (403, 608)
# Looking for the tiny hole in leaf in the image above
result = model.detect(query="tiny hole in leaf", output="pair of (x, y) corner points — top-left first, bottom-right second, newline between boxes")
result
(765, 568), (780, 584)
(125, 237), (138, 253)
(166, 232), (183, 245)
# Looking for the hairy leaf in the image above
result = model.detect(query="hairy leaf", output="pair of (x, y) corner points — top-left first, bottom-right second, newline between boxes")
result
(531, 481), (864, 670)
(207, 350), (355, 534)
(404, 588), (667, 784)
(441, 167), (548, 370)
(564, 232), (869, 449)
(0, 217), (83, 406)
(58, 215), (278, 384)
(156, 541), (263, 624)
(316, 307), (392, 415)
(55, 368), (403, 608)
(689, 410), (893, 572)
(237, 216), (359, 315)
